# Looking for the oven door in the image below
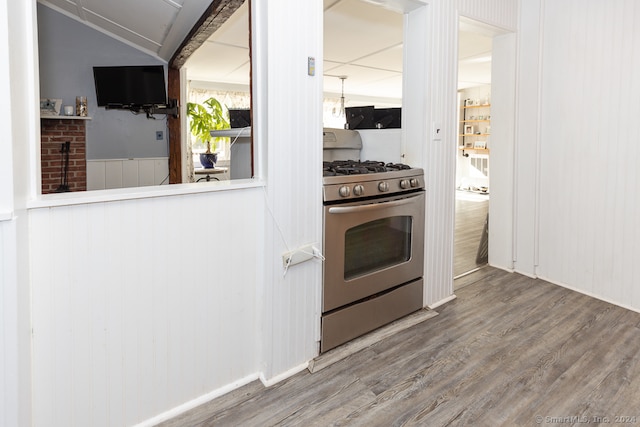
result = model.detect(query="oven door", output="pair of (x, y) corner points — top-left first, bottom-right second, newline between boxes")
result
(323, 191), (425, 312)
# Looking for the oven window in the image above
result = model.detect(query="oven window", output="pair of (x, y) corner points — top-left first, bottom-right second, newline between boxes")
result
(344, 216), (412, 280)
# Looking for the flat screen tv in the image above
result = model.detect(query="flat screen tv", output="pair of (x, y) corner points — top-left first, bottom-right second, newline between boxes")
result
(93, 65), (167, 108)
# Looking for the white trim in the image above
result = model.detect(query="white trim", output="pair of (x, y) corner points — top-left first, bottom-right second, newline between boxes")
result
(428, 294), (457, 310)
(86, 156), (168, 162)
(131, 373), (260, 427)
(259, 362), (309, 387)
(538, 275), (640, 316)
(189, 80), (251, 94)
(27, 178), (265, 209)
(533, 0), (546, 273)
(0, 211), (13, 221)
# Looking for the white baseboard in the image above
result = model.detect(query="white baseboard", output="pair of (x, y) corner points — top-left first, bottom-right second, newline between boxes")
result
(132, 372), (259, 427)
(428, 294), (457, 310)
(259, 362), (309, 387)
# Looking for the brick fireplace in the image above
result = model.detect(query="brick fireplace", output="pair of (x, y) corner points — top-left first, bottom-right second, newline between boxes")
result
(40, 118), (87, 193)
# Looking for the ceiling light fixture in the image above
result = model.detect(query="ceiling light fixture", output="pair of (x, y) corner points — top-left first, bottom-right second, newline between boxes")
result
(339, 75), (347, 119)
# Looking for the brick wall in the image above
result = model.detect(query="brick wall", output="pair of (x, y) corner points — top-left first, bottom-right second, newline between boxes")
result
(40, 118), (87, 193)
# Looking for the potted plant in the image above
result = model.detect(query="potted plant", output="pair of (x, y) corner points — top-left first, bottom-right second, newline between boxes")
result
(186, 97), (230, 168)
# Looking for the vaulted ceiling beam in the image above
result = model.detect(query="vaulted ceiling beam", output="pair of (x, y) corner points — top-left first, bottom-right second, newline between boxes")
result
(170, 0), (246, 69)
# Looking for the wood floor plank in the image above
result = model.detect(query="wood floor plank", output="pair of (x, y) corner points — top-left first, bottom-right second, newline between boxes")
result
(155, 381), (266, 427)
(308, 308), (438, 373)
(157, 268), (640, 426)
(329, 279), (592, 425)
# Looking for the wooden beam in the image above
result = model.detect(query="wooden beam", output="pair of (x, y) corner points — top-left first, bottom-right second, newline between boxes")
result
(167, 67), (181, 184)
(170, 0), (246, 69)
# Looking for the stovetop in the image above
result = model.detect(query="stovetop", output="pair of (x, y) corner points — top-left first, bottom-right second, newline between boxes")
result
(323, 160), (424, 203)
(323, 160), (411, 177)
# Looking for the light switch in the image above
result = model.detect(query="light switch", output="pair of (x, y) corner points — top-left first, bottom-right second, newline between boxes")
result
(432, 122), (442, 141)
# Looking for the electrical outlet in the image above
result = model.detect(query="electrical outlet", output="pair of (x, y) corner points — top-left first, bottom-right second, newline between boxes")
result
(156, 131), (163, 140)
(282, 244), (317, 268)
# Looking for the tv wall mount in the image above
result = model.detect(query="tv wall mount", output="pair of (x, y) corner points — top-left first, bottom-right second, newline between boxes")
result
(105, 98), (178, 119)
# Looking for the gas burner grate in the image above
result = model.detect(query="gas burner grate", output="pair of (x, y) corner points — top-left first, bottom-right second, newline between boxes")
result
(359, 160), (388, 172)
(385, 163), (411, 171)
(324, 160), (368, 176)
(323, 160), (415, 177)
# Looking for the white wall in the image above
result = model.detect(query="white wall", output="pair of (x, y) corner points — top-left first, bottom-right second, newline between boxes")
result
(358, 129), (403, 163)
(87, 158), (170, 190)
(2, 0), (39, 425)
(404, 0), (517, 308)
(0, 221), (20, 427)
(513, 0), (541, 276)
(255, 0), (324, 381)
(488, 31), (517, 270)
(0, 0), (524, 426)
(3, 1), (323, 426)
(29, 189), (261, 426)
(0, 0), (11, 215)
(528, 0), (640, 309)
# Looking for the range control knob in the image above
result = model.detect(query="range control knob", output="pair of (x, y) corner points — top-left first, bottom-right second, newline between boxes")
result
(400, 179), (411, 189)
(410, 178), (419, 187)
(378, 181), (389, 192)
(353, 184), (365, 196)
(338, 186), (351, 198)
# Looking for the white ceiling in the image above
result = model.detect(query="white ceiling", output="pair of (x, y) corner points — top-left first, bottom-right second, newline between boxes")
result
(38, 0), (213, 60)
(39, 0), (494, 101)
(187, 0), (494, 100)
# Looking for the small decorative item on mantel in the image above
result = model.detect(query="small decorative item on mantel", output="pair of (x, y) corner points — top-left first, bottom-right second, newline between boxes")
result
(76, 96), (88, 117)
(40, 98), (62, 116)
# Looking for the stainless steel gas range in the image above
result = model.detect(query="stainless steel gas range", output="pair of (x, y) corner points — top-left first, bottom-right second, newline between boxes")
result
(321, 128), (425, 353)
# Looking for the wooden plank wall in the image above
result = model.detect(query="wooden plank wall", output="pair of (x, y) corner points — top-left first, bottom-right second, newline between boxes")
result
(415, 0), (518, 307)
(86, 158), (169, 190)
(535, 0), (640, 309)
(15, 1), (527, 426)
(458, 0), (519, 29)
(0, 221), (18, 427)
(256, 0), (324, 381)
(29, 189), (262, 426)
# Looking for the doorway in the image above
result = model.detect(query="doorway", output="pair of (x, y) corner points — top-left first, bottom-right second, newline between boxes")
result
(454, 18), (495, 282)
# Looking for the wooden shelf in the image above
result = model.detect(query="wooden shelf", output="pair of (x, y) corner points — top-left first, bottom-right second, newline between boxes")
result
(460, 101), (490, 157)
(41, 115), (92, 120)
(459, 146), (489, 154)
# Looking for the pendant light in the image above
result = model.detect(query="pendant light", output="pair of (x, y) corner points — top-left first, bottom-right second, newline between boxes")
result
(338, 75), (347, 127)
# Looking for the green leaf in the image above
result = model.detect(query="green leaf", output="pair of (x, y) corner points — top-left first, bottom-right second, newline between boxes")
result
(186, 97), (230, 152)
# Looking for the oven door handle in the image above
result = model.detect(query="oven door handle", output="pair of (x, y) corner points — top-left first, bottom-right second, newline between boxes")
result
(328, 194), (422, 214)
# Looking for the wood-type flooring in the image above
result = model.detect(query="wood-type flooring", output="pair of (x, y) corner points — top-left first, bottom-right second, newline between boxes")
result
(158, 267), (640, 426)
